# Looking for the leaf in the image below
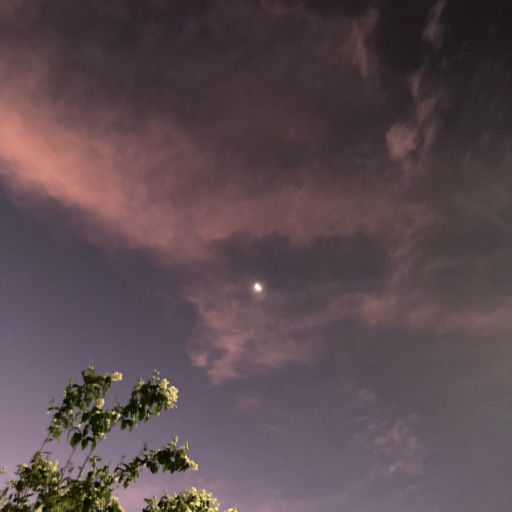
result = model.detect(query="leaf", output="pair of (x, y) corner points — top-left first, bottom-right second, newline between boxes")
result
(70, 432), (82, 448)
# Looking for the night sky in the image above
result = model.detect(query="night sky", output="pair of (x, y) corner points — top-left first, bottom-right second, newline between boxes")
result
(1, 1), (512, 511)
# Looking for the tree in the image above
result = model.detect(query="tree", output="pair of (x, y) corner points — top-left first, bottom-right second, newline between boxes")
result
(0, 362), (237, 512)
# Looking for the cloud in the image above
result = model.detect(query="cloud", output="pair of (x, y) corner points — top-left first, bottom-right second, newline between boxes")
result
(356, 415), (425, 479)
(384, 5), (451, 185)
(185, 279), (319, 384)
(374, 420), (424, 477)
(422, 0), (447, 51)
(357, 389), (377, 404)
(386, 123), (418, 161)
(0, 90), (397, 260)
(237, 395), (260, 414)
(344, 9), (379, 78)
(0, 72), (401, 383)
(0, 0), (391, 258)
(0, 0), (396, 383)
(356, 290), (512, 337)
(385, 70), (443, 185)
(1, 0), (512, 385)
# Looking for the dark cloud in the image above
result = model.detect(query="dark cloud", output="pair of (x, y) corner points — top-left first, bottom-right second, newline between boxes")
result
(212, 232), (390, 293)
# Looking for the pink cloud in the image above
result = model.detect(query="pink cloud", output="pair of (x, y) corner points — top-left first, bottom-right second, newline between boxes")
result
(386, 123), (418, 161)
(343, 10), (379, 78)
(386, 71), (443, 185)
(0, 86), (401, 260)
(0, 96), (209, 261)
(186, 281), (319, 384)
(422, 0), (447, 51)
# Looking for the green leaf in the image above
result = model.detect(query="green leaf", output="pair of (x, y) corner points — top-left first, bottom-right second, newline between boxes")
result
(70, 432), (82, 448)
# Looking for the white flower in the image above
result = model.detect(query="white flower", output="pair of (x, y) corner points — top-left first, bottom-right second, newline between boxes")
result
(95, 399), (105, 409)
(185, 455), (198, 471)
(110, 372), (123, 381)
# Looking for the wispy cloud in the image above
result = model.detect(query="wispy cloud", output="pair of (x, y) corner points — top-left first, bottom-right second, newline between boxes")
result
(355, 412), (425, 480)
(422, 0), (447, 51)
(237, 395), (261, 414)
(372, 418), (425, 477)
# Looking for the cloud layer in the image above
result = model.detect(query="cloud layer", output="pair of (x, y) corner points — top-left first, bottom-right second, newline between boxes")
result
(1, 0), (512, 386)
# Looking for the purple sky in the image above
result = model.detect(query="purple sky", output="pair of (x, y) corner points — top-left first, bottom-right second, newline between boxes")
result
(1, 1), (512, 511)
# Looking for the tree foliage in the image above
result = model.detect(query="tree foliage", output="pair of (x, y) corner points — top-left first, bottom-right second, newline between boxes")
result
(0, 363), (237, 512)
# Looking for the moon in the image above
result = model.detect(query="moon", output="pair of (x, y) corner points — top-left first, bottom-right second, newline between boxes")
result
(253, 282), (263, 293)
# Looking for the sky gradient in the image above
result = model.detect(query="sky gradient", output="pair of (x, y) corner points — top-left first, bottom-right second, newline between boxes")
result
(1, 1), (512, 511)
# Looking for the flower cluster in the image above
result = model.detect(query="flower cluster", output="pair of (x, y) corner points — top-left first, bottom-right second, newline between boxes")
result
(158, 378), (179, 409)
(142, 487), (238, 512)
